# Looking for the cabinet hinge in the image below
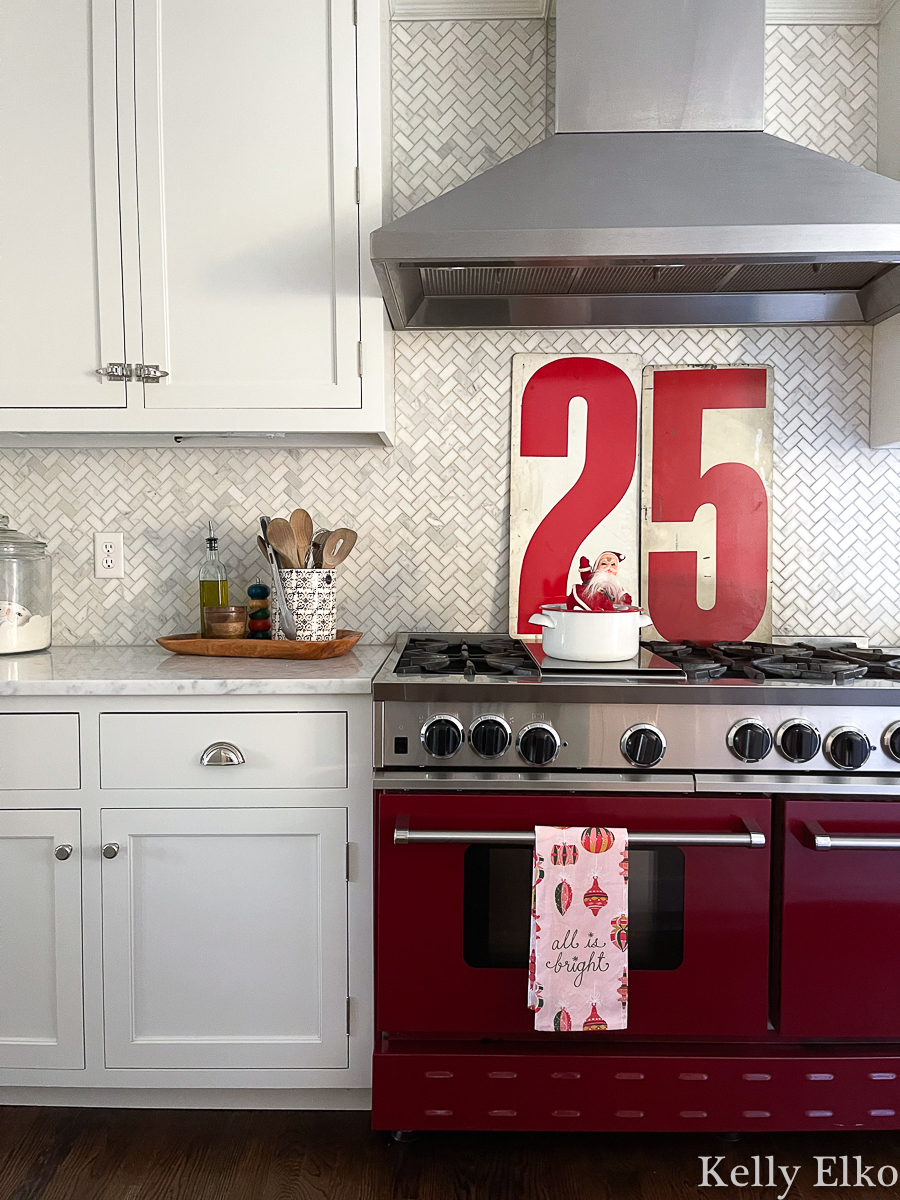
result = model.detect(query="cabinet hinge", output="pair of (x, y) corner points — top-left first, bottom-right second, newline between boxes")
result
(357, 342), (364, 377)
(355, 166), (361, 205)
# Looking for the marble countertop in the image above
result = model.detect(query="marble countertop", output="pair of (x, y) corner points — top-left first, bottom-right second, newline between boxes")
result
(0, 643), (393, 695)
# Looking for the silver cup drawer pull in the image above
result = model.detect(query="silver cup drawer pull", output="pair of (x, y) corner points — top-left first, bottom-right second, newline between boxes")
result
(54, 844), (73, 861)
(102, 842), (119, 859)
(199, 741), (246, 767)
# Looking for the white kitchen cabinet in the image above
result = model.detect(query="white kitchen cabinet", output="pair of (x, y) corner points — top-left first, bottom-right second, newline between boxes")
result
(132, 0), (362, 414)
(101, 807), (349, 1069)
(0, 810), (84, 1069)
(0, 0), (391, 444)
(0, 0), (124, 410)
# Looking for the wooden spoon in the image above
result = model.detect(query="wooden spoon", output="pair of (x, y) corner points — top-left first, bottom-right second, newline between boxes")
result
(289, 508), (314, 568)
(265, 517), (301, 569)
(322, 527), (358, 568)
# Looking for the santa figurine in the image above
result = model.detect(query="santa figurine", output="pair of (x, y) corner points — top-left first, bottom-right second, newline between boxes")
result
(567, 550), (633, 612)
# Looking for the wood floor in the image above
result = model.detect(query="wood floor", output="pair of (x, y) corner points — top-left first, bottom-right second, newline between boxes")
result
(3, 1107), (900, 1200)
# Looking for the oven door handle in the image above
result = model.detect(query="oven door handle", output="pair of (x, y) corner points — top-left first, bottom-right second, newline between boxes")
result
(806, 820), (900, 851)
(392, 817), (765, 848)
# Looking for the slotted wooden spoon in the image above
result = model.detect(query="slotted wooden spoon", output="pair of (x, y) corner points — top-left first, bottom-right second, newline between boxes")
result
(322, 527), (358, 568)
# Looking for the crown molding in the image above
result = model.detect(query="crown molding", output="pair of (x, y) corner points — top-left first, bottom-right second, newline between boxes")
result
(390, 0), (887, 20)
(765, 0), (882, 21)
(390, 0), (550, 16)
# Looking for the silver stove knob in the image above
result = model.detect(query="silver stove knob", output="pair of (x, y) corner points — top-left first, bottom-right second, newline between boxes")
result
(824, 726), (871, 771)
(776, 720), (821, 763)
(517, 723), (561, 766)
(421, 715), (464, 759)
(727, 719), (773, 763)
(883, 721), (900, 763)
(469, 716), (512, 758)
(620, 724), (666, 768)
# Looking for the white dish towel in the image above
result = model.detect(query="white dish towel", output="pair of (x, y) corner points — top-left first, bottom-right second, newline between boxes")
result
(527, 825), (629, 1031)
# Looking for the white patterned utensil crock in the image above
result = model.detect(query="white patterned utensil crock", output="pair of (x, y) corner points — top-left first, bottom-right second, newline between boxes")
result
(272, 569), (336, 641)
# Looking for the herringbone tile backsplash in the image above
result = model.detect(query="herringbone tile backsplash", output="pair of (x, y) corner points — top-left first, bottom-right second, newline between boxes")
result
(0, 23), (893, 646)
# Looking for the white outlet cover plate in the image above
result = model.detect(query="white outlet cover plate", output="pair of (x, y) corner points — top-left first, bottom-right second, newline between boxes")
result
(93, 531), (125, 579)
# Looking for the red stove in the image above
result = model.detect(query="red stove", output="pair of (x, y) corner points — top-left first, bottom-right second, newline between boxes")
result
(372, 633), (900, 1134)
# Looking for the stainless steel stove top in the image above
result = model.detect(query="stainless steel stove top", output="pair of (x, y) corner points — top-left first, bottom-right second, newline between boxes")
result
(374, 633), (900, 787)
(374, 633), (900, 703)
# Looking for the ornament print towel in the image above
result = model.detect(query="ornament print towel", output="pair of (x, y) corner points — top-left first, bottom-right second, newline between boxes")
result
(528, 825), (628, 1031)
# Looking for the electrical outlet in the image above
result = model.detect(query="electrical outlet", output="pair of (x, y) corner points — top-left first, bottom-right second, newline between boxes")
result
(93, 531), (125, 579)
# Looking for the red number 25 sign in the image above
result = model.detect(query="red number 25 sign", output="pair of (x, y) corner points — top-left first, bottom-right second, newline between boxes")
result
(509, 356), (773, 644)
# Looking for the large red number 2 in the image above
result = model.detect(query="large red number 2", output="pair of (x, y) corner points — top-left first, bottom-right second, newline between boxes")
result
(517, 358), (638, 635)
(648, 368), (768, 643)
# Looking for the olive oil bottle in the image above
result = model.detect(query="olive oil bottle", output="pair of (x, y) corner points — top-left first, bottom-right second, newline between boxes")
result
(198, 521), (229, 636)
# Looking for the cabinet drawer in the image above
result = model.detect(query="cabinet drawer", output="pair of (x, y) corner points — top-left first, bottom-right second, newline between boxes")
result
(100, 712), (347, 790)
(0, 714), (80, 790)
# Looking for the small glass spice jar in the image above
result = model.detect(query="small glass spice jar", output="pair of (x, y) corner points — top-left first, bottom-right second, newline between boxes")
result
(203, 605), (248, 639)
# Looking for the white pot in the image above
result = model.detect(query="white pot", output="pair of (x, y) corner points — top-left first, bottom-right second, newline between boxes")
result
(528, 605), (654, 662)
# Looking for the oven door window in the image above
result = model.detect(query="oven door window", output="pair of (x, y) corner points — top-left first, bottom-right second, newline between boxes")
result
(463, 844), (684, 970)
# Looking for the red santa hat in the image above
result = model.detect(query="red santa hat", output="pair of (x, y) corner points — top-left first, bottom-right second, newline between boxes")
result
(596, 550), (625, 562)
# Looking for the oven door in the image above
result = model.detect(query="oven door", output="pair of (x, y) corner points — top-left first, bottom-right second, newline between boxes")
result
(780, 799), (900, 1039)
(376, 792), (771, 1038)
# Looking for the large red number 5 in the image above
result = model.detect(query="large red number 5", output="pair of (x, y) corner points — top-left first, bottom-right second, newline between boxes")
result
(648, 368), (769, 643)
(517, 358), (638, 635)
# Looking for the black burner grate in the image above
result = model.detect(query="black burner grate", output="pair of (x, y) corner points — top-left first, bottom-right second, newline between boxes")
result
(394, 635), (538, 677)
(819, 646), (900, 680)
(742, 655), (867, 683)
(643, 639), (888, 682)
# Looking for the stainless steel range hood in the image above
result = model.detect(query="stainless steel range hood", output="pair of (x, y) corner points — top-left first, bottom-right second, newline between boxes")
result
(371, 0), (900, 330)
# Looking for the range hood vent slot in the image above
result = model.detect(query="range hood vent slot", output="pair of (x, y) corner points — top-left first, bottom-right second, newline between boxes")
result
(420, 262), (894, 299)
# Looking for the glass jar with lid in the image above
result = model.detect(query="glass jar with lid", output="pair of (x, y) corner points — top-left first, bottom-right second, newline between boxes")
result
(0, 516), (51, 654)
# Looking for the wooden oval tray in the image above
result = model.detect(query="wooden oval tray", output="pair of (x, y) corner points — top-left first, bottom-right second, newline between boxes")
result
(157, 631), (363, 660)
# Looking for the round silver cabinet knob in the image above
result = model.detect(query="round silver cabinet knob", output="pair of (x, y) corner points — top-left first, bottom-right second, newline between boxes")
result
(199, 741), (246, 767)
(54, 844), (73, 861)
(102, 842), (120, 859)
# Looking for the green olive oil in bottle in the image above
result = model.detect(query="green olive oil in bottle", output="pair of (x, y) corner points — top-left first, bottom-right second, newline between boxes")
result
(199, 521), (229, 636)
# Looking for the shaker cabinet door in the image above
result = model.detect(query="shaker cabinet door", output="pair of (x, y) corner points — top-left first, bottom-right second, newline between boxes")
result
(0, 810), (84, 1068)
(131, 0), (362, 411)
(780, 800), (900, 1038)
(0, 0), (127, 409)
(101, 807), (349, 1069)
